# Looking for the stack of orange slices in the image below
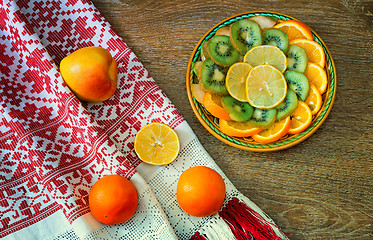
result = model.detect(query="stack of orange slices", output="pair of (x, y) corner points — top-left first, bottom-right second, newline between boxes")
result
(191, 18), (328, 144)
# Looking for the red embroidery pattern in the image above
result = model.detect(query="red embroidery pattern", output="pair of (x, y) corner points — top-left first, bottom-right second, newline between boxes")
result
(0, 0), (184, 237)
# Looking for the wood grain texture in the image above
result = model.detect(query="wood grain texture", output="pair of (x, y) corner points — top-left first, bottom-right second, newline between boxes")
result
(91, 0), (373, 239)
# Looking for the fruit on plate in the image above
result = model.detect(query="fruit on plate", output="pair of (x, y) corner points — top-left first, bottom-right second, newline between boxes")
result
(286, 44), (308, 73)
(273, 19), (314, 41)
(305, 84), (323, 115)
(284, 70), (310, 101)
(177, 166), (225, 217)
(252, 116), (291, 143)
(290, 38), (325, 68)
(243, 45), (287, 73)
(230, 19), (262, 55)
(262, 28), (289, 53)
(276, 89), (298, 120)
(207, 35), (240, 66)
(249, 108), (277, 129)
(89, 174), (138, 225)
(60, 46), (118, 102)
(246, 64), (287, 109)
(304, 62), (328, 94)
(200, 58), (229, 95)
(134, 122), (180, 165)
(219, 119), (262, 137)
(288, 101), (313, 134)
(190, 16), (328, 144)
(221, 95), (253, 122)
(203, 92), (231, 120)
(225, 62), (253, 102)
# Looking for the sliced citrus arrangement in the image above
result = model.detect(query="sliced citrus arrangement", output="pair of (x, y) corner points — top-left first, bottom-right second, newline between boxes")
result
(288, 101), (313, 134)
(252, 116), (291, 143)
(305, 84), (323, 115)
(304, 62), (328, 94)
(290, 38), (325, 68)
(219, 119), (262, 137)
(246, 64), (287, 109)
(134, 122), (180, 165)
(226, 62), (253, 102)
(203, 92), (231, 120)
(177, 166), (225, 217)
(273, 20), (314, 41)
(243, 45), (287, 72)
(189, 16), (330, 146)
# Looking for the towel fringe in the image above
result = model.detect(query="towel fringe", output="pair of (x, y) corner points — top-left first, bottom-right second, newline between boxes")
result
(218, 197), (284, 240)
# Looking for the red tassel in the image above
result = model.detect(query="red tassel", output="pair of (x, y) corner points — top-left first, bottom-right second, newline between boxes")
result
(190, 231), (207, 240)
(219, 197), (284, 240)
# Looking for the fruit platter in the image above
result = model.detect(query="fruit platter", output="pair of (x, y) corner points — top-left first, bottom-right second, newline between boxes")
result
(186, 11), (336, 151)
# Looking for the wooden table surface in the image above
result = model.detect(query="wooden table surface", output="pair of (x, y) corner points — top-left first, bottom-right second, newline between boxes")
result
(91, 1), (372, 239)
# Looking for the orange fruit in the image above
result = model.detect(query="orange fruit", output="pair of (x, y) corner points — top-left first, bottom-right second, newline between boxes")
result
(290, 39), (325, 68)
(219, 119), (262, 137)
(305, 84), (323, 115)
(304, 62), (328, 94)
(177, 166), (225, 217)
(134, 122), (180, 165)
(203, 92), (231, 120)
(288, 101), (313, 134)
(89, 175), (138, 225)
(252, 116), (291, 143)
(273, 20), (314, 42)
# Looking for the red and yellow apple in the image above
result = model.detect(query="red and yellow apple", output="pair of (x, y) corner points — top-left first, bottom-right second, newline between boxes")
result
(60, 46), (118, 102)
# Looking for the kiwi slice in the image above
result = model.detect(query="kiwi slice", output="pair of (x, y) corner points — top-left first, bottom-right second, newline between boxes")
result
(262, 28), (289, 53)
(276, 89), (298, 120)
(286, 45), (307, 73)
(207, 35), (240, 67)
(249, 108), (277, 129)
(200, 58), (229, 95)
(221, 95), (253, 122)
(284, 71), (310, 101)
(230, 19), (262, 55)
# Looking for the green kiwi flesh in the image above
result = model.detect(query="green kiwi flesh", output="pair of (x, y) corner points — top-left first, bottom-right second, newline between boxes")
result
(262, 28), (289, 53)
(200, 58), (229, 95)
(221, 95), (254, 122)
(286, 44), (307, 73)
(276, 89), (299, 120)
(249, 108), (277, 129)
(284, 71), (310, 101)
(230, 19), (262, 55)
(207, 35), (240, 67)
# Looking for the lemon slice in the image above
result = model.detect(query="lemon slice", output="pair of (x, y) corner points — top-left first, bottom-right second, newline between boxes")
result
(134, 122), (180, 165)
(226, 62), (253, 102)
(243, 45), (287, 72)
(246, 64), (287, 109)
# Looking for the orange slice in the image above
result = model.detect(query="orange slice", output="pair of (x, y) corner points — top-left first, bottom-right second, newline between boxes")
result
(305, 84), (323, 115)
(273, 20), (314, 42)
(288, 101), (313, 134)
(246, 64), (287, 109)
(304, 62), (328, 94)
(219, 119), (262, 137)
(134, 122), (180, 165)
(290, 39), (325, 68)
(203, 92), (231, 120)
(252, 116), (291, 144)
(226, 62), (253, 102)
